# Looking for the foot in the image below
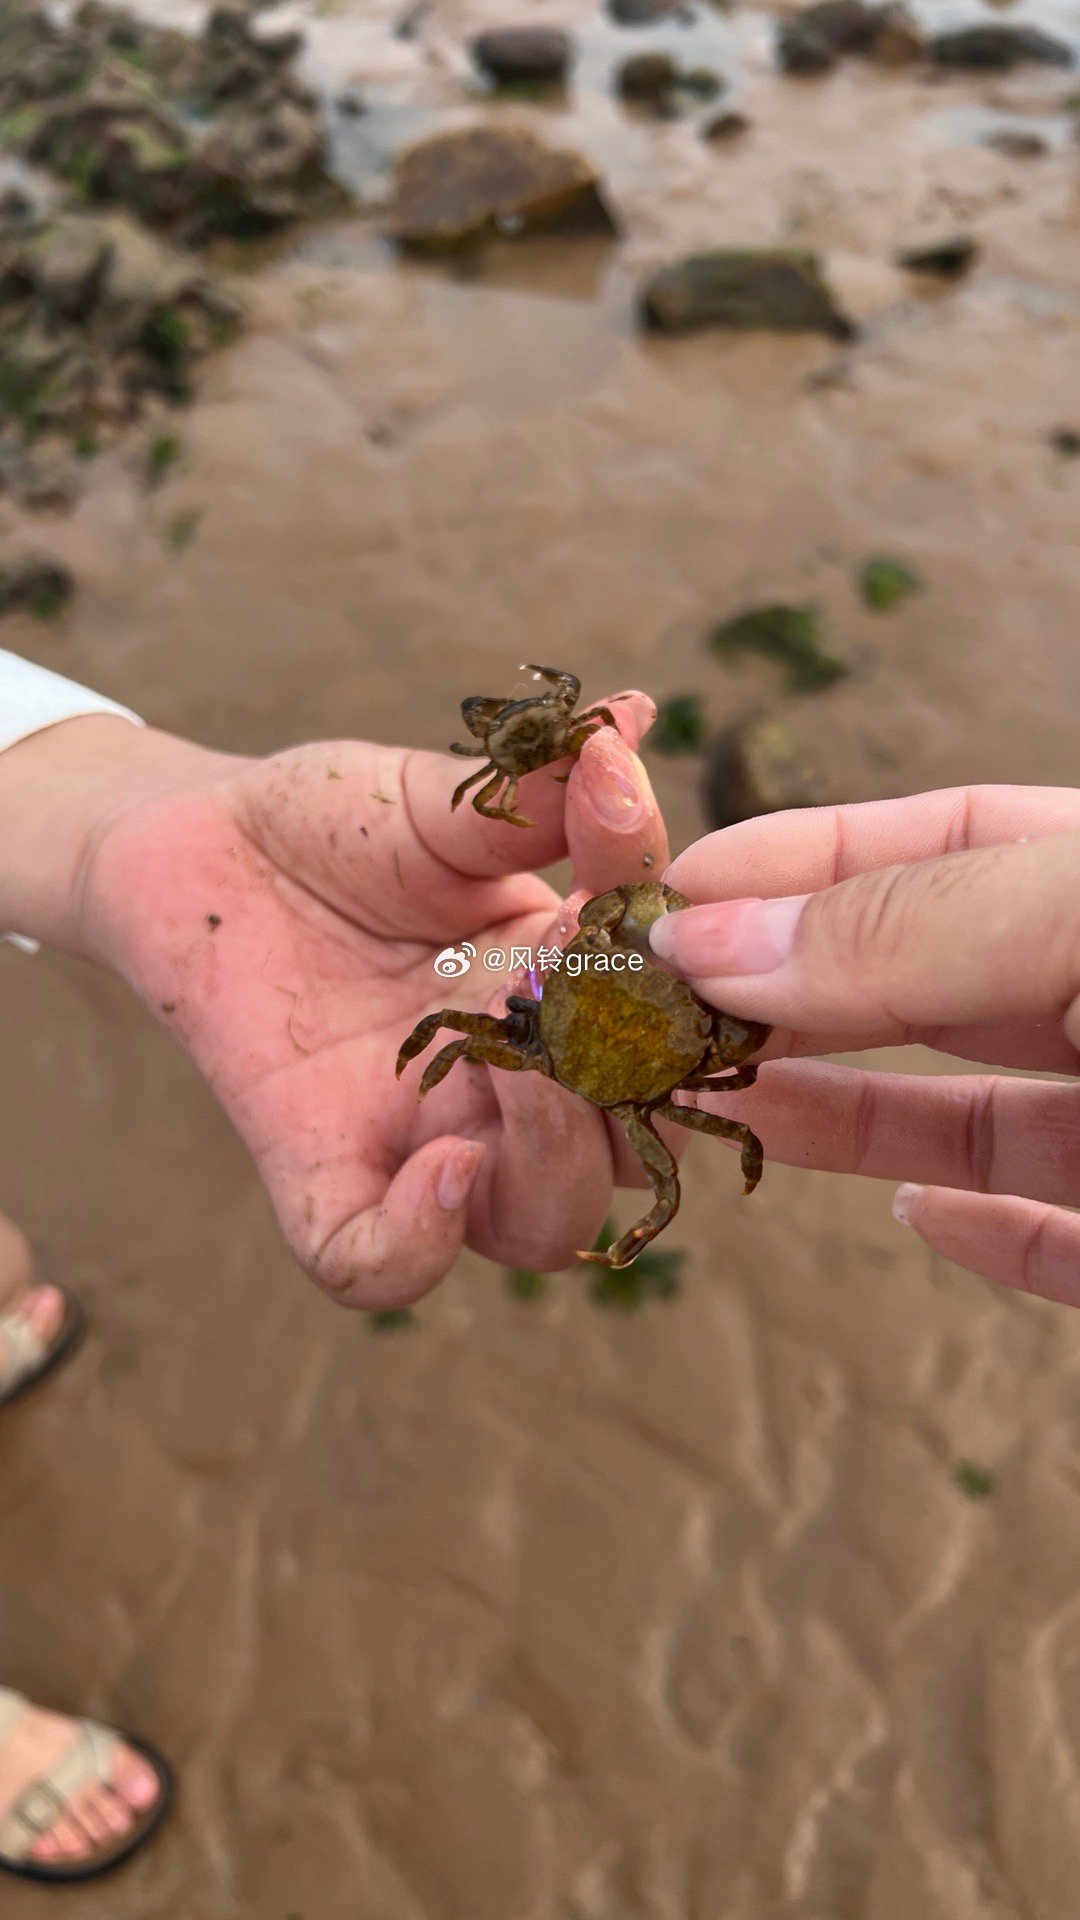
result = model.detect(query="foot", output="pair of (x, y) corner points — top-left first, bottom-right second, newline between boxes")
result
(0, 1699), (161, 1867)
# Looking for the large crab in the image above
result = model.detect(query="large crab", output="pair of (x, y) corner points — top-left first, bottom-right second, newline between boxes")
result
(450, 665), (628, 827)
(396, 881), (770, 1268)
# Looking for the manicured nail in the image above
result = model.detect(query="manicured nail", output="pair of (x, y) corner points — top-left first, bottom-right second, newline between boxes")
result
(579, 731), (647, 832)
(436, 1141), (484, 1212)
(649, 895), (809, 974)
(892, 1183), (923, 1227)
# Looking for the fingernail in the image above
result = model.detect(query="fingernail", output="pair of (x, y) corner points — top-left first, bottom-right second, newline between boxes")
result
(892, 1183), (923, 1227)
(649, 896), (809, 974)
(436, 1141), (484, 1212)
(579, 732), (647, 832)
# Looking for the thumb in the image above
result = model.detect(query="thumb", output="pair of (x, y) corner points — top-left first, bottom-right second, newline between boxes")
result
(649, 829), (1080, 1042)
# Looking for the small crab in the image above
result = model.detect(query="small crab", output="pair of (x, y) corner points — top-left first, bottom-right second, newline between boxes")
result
(450, 665), (628, 827)
(396, 882), (770, 1269)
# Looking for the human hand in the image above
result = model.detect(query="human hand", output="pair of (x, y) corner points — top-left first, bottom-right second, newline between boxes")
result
(649, 786), (1080, 1307)
(0, 700), (666, 1308)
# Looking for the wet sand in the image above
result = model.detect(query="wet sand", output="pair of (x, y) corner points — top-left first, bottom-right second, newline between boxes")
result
(4, 0), (1080, 1912)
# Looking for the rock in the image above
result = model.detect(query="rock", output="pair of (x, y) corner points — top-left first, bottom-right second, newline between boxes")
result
(707, 603), (849, 691)
(617, 51), (679, 100)
(641, 248), (853, 337)
(776, 21), (837, 73)
(0, 552), (74, 620)
(19, 216), (110, 321)
(682, 66), (723, 97)
(778, 0), (923, 70)
(701, 710), (827, 830)
(929, 25), (1072, 69)
(0, 204), (240, 445)
(701, 108), (750, 139)
(617, 53), (723, 111)
(471, 27), (572, 87)
(607, 0), (681, 23)
(0, 0), (333, 239)
(983, 126), (1048, 156)
(866, 3), (924, 64)
(1049, 427), (1080, 456)
(386, 127), (614, 251)
(335, 89), (366, 115)
(895, 234), (978, 276)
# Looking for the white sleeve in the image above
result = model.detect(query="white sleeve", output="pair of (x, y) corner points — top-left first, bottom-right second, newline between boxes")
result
(0, 650), (144, 953)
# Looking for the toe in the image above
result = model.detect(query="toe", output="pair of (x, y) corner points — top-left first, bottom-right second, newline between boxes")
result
(41, 1811), (90, 1860)
(27, 1830), (62, 1863)
(112, 1744), (161, 1813)
(21, 1284), (66, 1347)
(66, 1783), (114, 1848)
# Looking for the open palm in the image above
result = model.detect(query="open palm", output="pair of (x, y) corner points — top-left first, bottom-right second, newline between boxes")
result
(81, 703), (664, 1308)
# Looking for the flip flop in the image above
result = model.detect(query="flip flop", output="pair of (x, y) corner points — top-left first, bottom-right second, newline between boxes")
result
(0, 1284), (85, 1412)
(0, 1690), (173, 1883)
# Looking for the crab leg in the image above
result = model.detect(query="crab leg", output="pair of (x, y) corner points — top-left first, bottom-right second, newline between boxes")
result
(472, 772), (533, 830)
(416, 1036), (537, 1096)
(522, 665), (580, 704)
(451, 761), (498, 811)
(396, 1008), (512, 1077)
(655, 1100), (764, 1197)
(578, 1107), (681, 1269)
(681, 1064), (759, 1094)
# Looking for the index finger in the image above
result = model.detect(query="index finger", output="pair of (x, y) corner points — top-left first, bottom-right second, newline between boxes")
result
(666, 785), (1080, 902)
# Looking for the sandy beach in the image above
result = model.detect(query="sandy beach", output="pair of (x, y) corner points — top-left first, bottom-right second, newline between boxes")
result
(3, 0), (1080, 1910)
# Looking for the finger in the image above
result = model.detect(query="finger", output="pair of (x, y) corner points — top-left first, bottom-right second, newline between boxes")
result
(402, 689), (658, 882)
(666, 784), (1080, 902)
(565, 721), (669, 893)
(892, 1184), (1080, 1308)
(311, 1136), (484, 1310)
(650, 830), (1080, 1046)
(694, 1058), (1080, 1204)
(478, 1066), (614, 1270)
(235, 742), (554, 942)
(757, 1018), (1080, 1074)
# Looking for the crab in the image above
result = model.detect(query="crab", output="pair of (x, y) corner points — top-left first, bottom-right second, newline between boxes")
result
(450, 665), (628, 827)
(396, 881), (771, 1269)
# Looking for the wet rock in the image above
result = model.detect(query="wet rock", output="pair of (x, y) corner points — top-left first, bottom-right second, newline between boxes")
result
(607, 0), (682, 23)
(18, 217), (111, 322)
(617, 53), (723, 112)
(701, 108), (750, 139)
(707, 603), (849, 691)
(702, 710), (827, 830)
(617, 51), (680, 101)
(471, 27), (572, 87)
(777, 20), (837, 73)
(387, 127), (614, 251)
(778, 0), (923, 71)
(866, 3), (924, 64)
(0, 0), (334, 240)
(641, 249), (853, 337)
(0, 552), (73, 620)
(929, 25), (1072, 69)
(895, 234), (978, 276)
(983, 126), (1048, 156)
(0, 205), (240, 446)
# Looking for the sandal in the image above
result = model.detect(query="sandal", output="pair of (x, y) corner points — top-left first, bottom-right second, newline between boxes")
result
(0, 1690), (173, 1883)
(0, 1284), (84, 1411)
